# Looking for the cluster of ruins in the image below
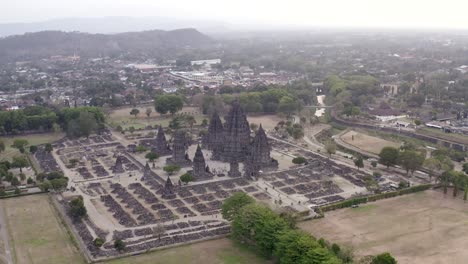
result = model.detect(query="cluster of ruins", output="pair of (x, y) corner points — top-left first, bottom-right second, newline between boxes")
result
(33, 102), (370, 261)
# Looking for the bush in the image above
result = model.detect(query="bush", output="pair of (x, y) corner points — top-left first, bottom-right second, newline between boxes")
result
(94, 237), (105, 247)
(372, 252), (397, 264)
(26, 177), (34, 184)
(180, 173), (194, 184)
(292, 156), (307, 165)
(114, 239), (125, 251)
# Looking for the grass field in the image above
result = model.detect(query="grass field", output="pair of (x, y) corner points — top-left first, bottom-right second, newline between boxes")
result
(0, 194), (266, 264)
(418, 127), (468, 145)
(0, 133), (64, 161)
(340, 130), (401, 154)
(100, 239), (268, 264)
(299, 190), (468, 264)
(1, 195), (85, 264)
(108, 106), (206, 130)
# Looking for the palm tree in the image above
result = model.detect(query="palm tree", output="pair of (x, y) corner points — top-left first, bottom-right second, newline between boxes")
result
(439, 171), (451, 195)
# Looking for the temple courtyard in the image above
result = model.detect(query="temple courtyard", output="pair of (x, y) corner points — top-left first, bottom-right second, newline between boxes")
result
(299, 189), (468, 264)
(27, 102), (379, 261)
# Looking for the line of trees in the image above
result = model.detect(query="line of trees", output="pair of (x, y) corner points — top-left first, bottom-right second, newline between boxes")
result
(0, 105), (105, 137)
(222, 192), (348, 263)
(378, 146), (426, 175)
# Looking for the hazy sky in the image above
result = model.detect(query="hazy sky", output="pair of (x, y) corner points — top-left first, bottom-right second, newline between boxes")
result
(3, 0), (468, 29)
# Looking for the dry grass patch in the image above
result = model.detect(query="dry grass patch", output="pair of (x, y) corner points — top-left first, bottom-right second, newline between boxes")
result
(340, 130), (401, 154)
(1, 195), (85, 264)
(299, 190), (468, 264)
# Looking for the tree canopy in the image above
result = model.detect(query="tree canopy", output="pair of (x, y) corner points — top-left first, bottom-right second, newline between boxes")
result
(379, 147), (399, 168)
(221, 192), (255, 221)
(154, 94), (184, 115)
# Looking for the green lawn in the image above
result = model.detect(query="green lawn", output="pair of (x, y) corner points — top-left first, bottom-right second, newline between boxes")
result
(0, 133), (64, 161)
(101, 239), (268, 264)
(418, 127), (468, 145)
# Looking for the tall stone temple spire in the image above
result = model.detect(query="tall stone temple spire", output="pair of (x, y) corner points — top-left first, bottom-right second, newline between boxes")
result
(204, 111), (224, 160)
(244, 124), (277, 178)
(251, 125), (273, 166)
(222, 100), (251, 162)
(161, 177), (176, 199)
(192, 145), (212, 180)
(169, 130), (191, 166)
(153, 126), (171, 155)
(141, 162), (152, 181)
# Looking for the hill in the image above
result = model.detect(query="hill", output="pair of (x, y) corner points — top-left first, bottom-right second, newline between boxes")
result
(0, 17), (230, 37)
(0, 28), (214, 62)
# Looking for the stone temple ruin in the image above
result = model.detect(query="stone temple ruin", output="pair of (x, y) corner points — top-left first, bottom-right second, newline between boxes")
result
(33, 102), (371, 261)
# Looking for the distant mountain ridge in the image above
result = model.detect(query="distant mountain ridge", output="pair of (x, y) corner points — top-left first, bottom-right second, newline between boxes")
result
(0, 28), (214, 63)
(0, 17), (231, 37)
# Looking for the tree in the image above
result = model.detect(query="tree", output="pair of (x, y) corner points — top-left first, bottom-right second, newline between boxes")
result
(184, 115), (196, 131)
(94, 238), (105, 247)
(135, 145), (147, 152)
(128, 126), (135, 134)
(439, 170), (452, 195)
(10, 176), (20, 186)
(0, 140), (5, 153)
(278, 96), (300, 116)
(12, 139), (28, 153)
(371, 252), (397, 264)
(114, 239), (126, 251)
(292, 156), (307, 165)
(39, 181), (51, 192)
(29, 145), (38, 154)
(274, 230), (321, 264)
(325, 140), (336, 158)
(163, 165), (181, 175)
(145, 152), (159, 163)
(379, 147), (399, 168)
(398, 150), (425, 175)
(232, 203), (289, 257)
(463, 163), (468, 174)
(354, 156), (364, 170)
(12, 156), (28, 173)
(145, 108), (152, 119)
(180, 173), (194, 185)
(69, 111), (98, 138)
(371, 161), (377, 168)
(221, 192), (255, 221)
(69, 196), (87, 219)
(44, 143), (53, 153)
(130, 108), (140, 118)
(49, 178), (68, 192)
(154, 94), (184, 115)
(424, 156), (453, 182)
(250, 123), (259, 132)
